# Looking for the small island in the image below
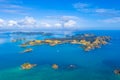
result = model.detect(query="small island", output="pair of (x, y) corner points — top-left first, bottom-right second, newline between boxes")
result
(114, 69), (120, 74)
(22, 48), (33, 53)
(52, 64), (59, 69)
(21, 63), (37, 70)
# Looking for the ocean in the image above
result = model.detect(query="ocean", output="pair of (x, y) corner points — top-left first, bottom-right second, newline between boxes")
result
(0, 30), (120, 80)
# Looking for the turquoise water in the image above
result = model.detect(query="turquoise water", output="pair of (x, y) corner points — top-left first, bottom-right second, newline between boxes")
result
(0, 30), (120, 80)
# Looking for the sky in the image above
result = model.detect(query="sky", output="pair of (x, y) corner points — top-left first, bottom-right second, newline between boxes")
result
(0, 0), (120, 31)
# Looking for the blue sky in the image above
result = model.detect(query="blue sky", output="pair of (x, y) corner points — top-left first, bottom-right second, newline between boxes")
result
(0, 0), (120, 31)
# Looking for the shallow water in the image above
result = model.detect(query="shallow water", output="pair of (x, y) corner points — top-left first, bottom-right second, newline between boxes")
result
(0, 30), (120, 80)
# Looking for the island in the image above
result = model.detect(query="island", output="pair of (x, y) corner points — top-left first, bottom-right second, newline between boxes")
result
(12, 32), (53, 36)
(22, 48), (33, 53)
(21, 63), (37, 70)
(114, 69), (120, 74)
(52, 64), (59, 69)
(19, 33), (111, 52)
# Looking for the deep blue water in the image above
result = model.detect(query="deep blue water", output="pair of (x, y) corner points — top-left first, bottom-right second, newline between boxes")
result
(0, 30), (120, 80)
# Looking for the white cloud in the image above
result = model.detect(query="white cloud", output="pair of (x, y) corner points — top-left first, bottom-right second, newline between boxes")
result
(64, 20), (76, 27)
(73, 2), (120, 17)
(0, 18), (4, 26)
(61, 16), (79, 22)
(95, 8), (120, 17)
(73, 2), (89, 9)
(1, 4), (28, 9)
(41, 22), (52, 27)
(0, 9), (27, 15)
(1, 9), (18, 13)
(0, 16), (87, 30)
(54, 23), (62, 27)
(95, 9), (107, 13)
(101, 17), (120, 23)
(40, 16), (80, 29)
(1, 15), (119, 30)
(0, 16), (37, 29)
(8, 20), (17, 26)
(18, 16), (36, 25)
(0, 4), (31, 15)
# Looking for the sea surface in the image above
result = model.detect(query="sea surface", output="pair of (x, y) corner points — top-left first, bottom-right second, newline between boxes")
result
(0, 30), (120, 80)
